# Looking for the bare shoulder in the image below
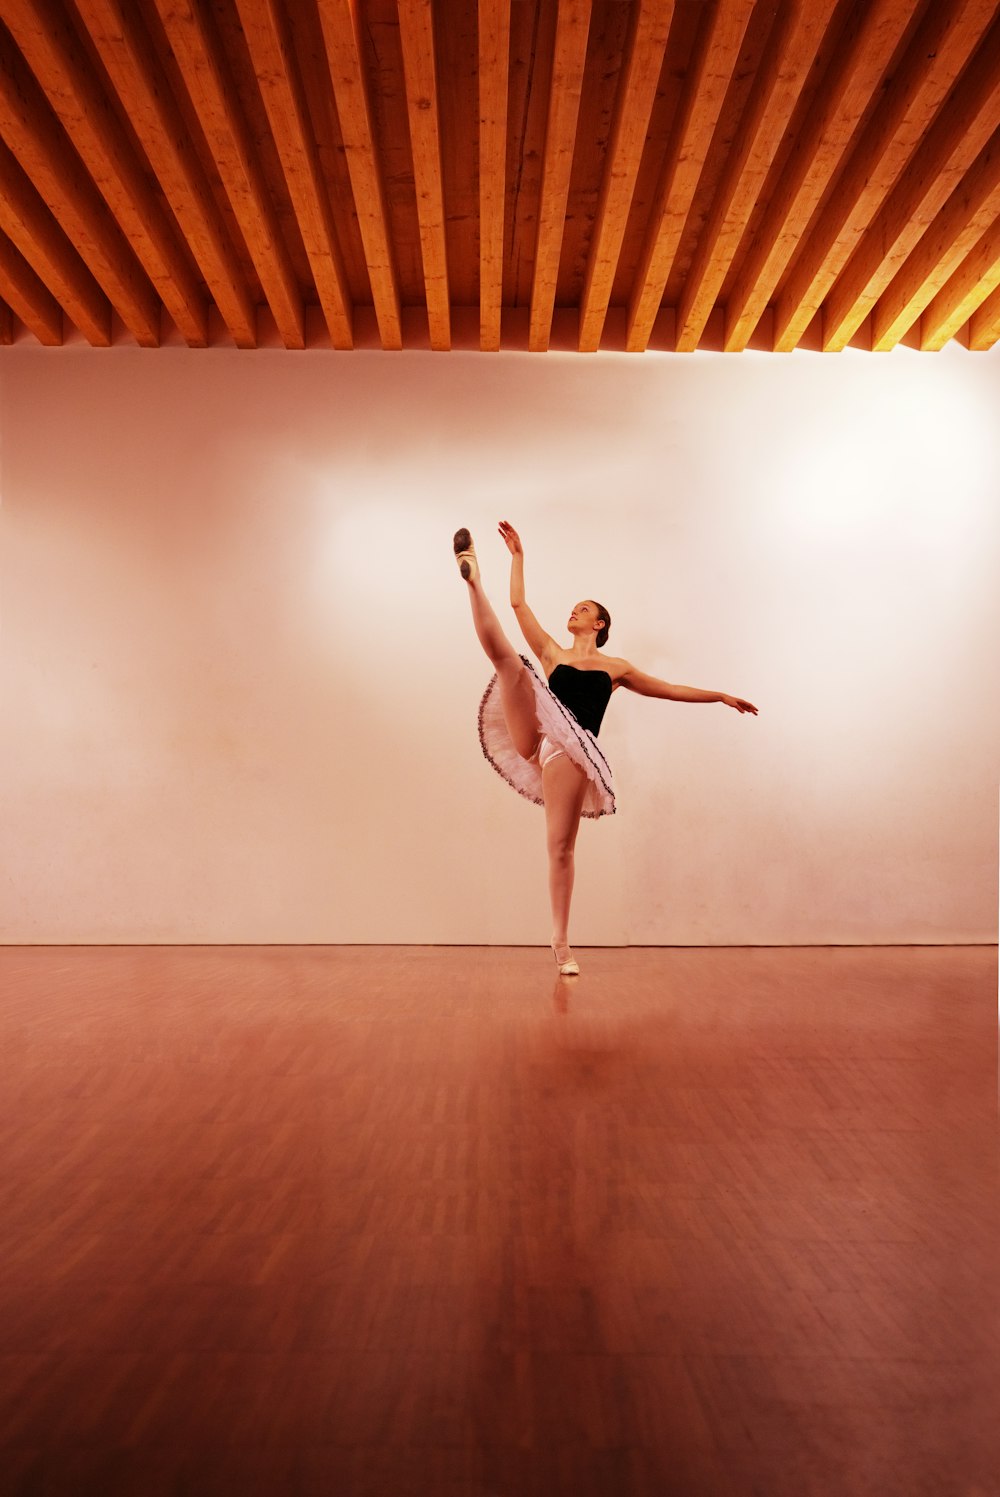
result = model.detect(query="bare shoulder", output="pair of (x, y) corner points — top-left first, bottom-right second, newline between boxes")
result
(601, 654), (632, 689)
(609, 658), (656, 691)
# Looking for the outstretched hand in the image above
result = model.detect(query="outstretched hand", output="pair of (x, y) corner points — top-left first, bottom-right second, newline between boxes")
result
(722, 695), (758, 715)
(498, 520), (523, 556)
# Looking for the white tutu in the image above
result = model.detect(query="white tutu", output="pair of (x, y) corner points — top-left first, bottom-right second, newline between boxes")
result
(477, 655), (616, 819)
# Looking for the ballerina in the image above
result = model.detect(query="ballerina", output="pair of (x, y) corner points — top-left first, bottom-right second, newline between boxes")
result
(455, 522), (758, 974)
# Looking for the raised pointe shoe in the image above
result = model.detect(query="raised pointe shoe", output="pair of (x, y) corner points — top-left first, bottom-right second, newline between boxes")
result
(453, 527), (478, 583)
(552, 944), (580, 977)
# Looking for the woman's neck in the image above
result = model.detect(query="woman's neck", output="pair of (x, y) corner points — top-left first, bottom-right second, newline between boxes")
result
(567, 641), (600, 661)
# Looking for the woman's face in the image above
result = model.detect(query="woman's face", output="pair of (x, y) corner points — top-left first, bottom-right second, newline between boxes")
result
(568, 601), (601, 638)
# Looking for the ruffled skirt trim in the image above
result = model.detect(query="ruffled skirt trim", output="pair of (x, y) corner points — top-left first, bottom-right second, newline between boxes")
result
(477, 655), (616, 819)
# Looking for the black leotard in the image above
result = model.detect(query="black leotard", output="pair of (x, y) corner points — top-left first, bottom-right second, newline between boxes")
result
(547, 664), (613, 737)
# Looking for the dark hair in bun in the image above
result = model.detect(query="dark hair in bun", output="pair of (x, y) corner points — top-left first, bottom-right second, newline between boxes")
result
(590, 600), (611, 649)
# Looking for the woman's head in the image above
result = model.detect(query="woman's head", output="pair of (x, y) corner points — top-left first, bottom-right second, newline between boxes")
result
(568, 600), (611, 648)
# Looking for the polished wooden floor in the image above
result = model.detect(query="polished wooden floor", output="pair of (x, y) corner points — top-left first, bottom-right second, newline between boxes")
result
(0, 945), (997, 1497)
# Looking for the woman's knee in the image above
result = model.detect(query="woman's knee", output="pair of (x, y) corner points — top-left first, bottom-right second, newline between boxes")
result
(547, 836), (575, 866)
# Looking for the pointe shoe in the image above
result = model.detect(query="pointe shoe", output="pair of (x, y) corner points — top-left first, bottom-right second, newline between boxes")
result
(552, 943), (580, 976)
(453, 527), (478, 583)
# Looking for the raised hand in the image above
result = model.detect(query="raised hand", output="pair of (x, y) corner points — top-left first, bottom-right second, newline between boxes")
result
(498, 520), (523, 556)
(722, 695), (758, 715)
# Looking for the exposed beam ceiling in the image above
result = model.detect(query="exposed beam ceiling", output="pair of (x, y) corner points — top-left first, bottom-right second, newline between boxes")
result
(0, 0), (999, 352)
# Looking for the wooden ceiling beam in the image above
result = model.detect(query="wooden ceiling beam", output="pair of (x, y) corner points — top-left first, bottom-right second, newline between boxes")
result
(0, 135), (110, 343)
(579, 0), (673, 353)
(478, 0), (511, 351)
(3, 0), (208, 346)
(872, 125), (1000, 350)
(529, 0), (590, 353)
(317, 0), (402, 350)
(151, 0), (304, 348)
(0, 21), (160, 345)
(234, 0), (352, 349)
(919, 215), (1000, 347)
(968, 278), (1000, 347)
(677, 0), (838, 354)
(0, 225), (63, 342)
(774, 0), (999, 353)
(627, 0), (753, 354)
(823, 17), (1000, 352)
(723, 0), (911, 354)
(73, 0), (256, 347)
(398, 0), (450, 351)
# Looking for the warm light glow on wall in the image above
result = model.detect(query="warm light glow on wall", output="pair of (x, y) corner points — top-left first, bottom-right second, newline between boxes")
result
(771, 355), (994, 549)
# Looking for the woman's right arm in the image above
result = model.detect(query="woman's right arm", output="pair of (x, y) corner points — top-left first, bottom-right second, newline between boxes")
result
(498, 520), (558, 668)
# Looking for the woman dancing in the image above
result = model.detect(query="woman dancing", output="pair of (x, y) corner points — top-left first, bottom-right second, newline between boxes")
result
(455, 522), (758, 975)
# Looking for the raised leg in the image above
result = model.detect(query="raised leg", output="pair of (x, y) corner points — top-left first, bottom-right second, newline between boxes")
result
(457, 532), (540, 759)
(542, 755), (588, 958)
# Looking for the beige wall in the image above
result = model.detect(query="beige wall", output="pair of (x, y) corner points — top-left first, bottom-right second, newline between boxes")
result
(1, 344), (997, 945)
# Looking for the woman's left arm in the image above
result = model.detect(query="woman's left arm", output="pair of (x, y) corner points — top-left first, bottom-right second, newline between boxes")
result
(618, 663), (758, 715)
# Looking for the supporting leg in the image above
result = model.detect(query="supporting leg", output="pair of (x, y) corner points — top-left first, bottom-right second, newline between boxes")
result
(542, 755), (588, 959)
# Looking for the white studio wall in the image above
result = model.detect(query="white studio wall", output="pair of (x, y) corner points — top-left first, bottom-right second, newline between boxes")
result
(1, 343), (997, 946)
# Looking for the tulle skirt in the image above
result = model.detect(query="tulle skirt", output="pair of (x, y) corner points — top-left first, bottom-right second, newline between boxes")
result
(477, 655), (616, 819)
